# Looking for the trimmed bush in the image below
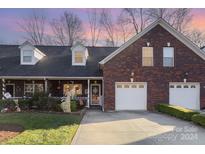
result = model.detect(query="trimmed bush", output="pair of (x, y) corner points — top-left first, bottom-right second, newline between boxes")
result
(18, 99), (32, 110)
(156, 103), (199, 121)
(192, 114), (205, 126)
(71, 100), (78, 112)
(47, 97), (62, 112)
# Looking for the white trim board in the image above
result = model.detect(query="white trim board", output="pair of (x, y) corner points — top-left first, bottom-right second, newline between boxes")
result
(0, 76), (103, 80)
(99, 18), (205, 65)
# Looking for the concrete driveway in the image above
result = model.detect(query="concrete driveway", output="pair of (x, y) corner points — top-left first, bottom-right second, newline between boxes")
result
(72, 110), (205, 145)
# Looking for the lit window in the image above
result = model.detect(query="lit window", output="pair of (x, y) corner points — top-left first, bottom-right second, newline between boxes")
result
(23, 50), (32, 63)
(74, 52), (84, 63)
(142, 47), (153, 66)
(63, 84), (82, 96)
(163, 47), (174, 67)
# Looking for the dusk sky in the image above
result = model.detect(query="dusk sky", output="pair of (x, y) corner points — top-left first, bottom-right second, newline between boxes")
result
(1, 8), (205, 44)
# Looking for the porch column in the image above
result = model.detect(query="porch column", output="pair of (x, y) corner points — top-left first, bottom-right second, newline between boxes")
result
(44, 78), (48, 93)
(2, 78), (6, 99)
(102, 79), (104, 112)
(87, 79), (90, 108)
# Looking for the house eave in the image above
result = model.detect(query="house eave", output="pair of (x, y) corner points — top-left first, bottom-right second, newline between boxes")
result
(0, 76), (103, 80)
(99, 18), (205, 65)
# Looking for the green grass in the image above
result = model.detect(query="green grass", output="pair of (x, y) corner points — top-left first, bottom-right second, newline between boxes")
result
(0, 112), (82, 145)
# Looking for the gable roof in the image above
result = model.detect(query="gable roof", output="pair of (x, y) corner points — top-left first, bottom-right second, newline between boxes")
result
(99, 18), (205, 65)
(0, 45), (117, 78)
(19, 41), (46, 57)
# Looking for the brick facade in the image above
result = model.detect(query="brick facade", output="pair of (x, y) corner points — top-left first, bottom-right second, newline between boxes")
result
(103, 25), (205, 111)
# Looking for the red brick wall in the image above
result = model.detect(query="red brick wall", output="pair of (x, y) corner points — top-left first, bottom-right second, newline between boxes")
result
(103, 25), (205, 111)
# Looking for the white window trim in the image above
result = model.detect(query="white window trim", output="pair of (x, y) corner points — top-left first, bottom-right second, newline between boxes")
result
(163, 47), (174, 67)
(24, 83), (44, 95)
(142, 47), (154, 66)
(72, 51), (86, 66)
(21, 50), (35, 65)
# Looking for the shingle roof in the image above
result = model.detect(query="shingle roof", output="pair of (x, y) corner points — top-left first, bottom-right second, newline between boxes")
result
(0, 45), (117, 77)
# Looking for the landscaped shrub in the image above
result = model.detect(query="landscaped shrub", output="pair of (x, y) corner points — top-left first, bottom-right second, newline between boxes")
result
(192, 114), (205, 126)
(71, 100), (78, 112)
(18, 99), (32, 110)
(47, 97), (62, 112)
(156, 103), (199, 121)
(0, 99), (16, 111)
(30, 92), (48, 110)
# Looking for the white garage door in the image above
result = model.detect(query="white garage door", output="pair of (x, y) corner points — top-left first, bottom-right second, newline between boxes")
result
(115, 82), (147, 110)
(169, 83), (200, 110)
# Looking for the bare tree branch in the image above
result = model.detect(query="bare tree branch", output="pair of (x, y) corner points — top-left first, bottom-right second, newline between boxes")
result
(100, 9), (118, 47)
(18, 9), (46, 45)
(123, 8), (151, 34)
(87, 9), (101, 46)
(147, 8), (192, 33)
(117, 12), (134, 43)
(50, 19), (67, 46)
(187, 30), (205, 47)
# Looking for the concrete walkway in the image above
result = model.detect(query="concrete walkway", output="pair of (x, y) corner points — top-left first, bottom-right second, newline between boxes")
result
(72, 110), (205, 145)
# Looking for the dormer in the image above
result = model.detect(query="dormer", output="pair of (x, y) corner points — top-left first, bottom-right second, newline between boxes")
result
(19, 41), (46, 65)
(71, 42), (89, 66)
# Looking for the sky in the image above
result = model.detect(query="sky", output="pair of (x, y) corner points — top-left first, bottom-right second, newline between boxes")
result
(0, 8), (205, 44)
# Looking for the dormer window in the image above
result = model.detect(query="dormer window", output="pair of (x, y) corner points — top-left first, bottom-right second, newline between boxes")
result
(71, 42), (88, 66)
(74, 51), (84, 63)
(23, 50), (33, 63)
(19, 41), (46, 65)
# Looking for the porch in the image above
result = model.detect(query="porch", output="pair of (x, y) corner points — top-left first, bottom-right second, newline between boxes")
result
(0, 77), (104, 110)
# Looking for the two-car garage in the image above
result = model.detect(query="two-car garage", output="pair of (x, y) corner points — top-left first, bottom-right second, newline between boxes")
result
(115, 82), (200, 111)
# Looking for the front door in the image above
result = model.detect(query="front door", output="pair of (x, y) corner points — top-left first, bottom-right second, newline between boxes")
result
(91, 84), (101, 105)
(5, 84), (14, 97)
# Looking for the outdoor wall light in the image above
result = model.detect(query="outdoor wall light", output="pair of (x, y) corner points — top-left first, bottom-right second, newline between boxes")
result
(130, 72), (134, 82)
(147, 42), (150, 47)
(167, 42), (171, 47)
(183, 72), (189, 83)
(183, 78), (187, 83)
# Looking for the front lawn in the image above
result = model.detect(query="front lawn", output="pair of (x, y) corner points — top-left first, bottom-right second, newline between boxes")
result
(0, 112), (82, 144)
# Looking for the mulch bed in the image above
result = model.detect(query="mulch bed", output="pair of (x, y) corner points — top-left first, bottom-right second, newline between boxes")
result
(0, 124), (24, 142)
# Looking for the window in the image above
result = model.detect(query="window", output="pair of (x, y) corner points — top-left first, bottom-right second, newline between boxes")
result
(142, 47), (153, 66)
(117, 85), (122, 88)
(176, 85), (182, 88)
(23, 50), (33, 63)
(184, 85), (189, 88)
(63, 84), (82, 96)
(74, 51), (84, 63)
(131, 85), (137, 88)
(24, 83), (44, 96)
(124, 85), (129, 88)
(170, 85), (175, 88)
(163, 47), (174, 67)
(139, 85), (144, 88)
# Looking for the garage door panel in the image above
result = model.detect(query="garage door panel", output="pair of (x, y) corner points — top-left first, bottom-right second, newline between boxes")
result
(169, 83), (200, 110)
(115, 82), (147, 110)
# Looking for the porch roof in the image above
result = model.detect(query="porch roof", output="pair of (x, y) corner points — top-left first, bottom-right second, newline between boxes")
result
(0, 45), (117, 78)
